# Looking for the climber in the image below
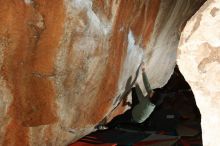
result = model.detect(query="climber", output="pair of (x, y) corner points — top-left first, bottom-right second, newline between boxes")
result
(96, 62), (165, 130)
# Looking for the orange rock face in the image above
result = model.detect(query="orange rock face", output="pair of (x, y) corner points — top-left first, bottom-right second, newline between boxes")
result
(0, 0), (204, 145)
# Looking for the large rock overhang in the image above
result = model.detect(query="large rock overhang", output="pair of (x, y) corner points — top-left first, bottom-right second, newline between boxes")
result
(0, 0), (205, 145)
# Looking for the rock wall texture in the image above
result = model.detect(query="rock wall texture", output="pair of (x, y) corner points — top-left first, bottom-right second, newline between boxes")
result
(0, 0), (204, 145)
(178, 0), (220, 146)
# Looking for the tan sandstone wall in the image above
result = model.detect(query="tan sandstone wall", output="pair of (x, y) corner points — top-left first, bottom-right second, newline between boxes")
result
(178, 0), (220, 146)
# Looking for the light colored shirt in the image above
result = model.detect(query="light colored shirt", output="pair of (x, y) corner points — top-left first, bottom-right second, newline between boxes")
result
(132, 98), (155, 123)
(131, 71), (155, 123)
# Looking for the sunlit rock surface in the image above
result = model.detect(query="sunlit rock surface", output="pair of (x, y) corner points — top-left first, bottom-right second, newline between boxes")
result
(177, 1), (220, 146)
(0, 0), (203, 145)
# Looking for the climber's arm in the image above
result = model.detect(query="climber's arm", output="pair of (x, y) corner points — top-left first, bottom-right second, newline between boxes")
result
(142, 66), (154, 97)
(135, 83), (145, 101)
